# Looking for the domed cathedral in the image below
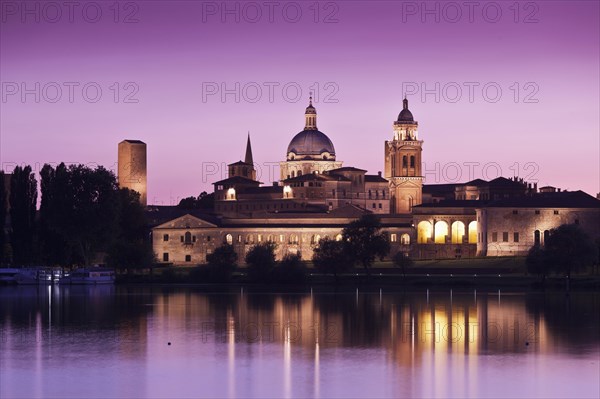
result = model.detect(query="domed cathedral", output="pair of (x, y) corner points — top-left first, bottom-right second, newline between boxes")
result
(385, 98), (424, 213)
(279, 97), (343, 180)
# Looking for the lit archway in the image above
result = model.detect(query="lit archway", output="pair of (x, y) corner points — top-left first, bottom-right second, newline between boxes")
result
(451, 221), (465, 244)
(434, 221), (449, 244)
(417, 221), (432, 244)
(401, 233), (410, 245)
(225, 234), (233, 245)
(468, 221), (477, 244)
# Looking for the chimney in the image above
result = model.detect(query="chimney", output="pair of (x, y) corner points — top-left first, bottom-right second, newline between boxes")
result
(378, 171), (382, 177)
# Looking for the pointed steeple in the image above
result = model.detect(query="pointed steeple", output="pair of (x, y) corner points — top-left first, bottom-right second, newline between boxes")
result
(244, 132), (254, 165)
(304, 94), (317, 130)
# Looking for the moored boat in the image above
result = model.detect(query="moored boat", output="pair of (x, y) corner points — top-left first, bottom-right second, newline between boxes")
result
(59, 267), (115, 285)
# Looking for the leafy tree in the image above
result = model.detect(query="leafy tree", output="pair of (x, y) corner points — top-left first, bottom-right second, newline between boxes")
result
(206, 243), (238, 282)
(543, 224), (598, 279)
(526, 245), (552, 284)
(273, 253), (307, 284)
(312, 238), (353, 281)
(9, 166), (37, 266)
(245, 242), (277, 282)
(178, 191), (214, 209)
(106, 188), (155, 272)
(38, 163), (119, 266)
(393, 251), (414, 277)
(342, 214), (390, 276)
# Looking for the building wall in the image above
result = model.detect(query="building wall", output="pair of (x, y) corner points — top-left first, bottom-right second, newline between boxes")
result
(118, 140), (147, 206)
(153, 224), (413, 266)
(477, 207), (600, 257)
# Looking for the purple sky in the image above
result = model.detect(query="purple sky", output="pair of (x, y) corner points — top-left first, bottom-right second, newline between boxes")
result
(1, 1), (598, 205)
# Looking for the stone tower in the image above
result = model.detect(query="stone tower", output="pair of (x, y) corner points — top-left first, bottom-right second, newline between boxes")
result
(118, 140), (147, 206)
(384, 98), (423, 213)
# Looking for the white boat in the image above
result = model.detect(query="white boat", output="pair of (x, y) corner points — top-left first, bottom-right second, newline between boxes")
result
(14, 267), (64, 284)
(0, 268), (20, 284)
(59, 268), (115, 285)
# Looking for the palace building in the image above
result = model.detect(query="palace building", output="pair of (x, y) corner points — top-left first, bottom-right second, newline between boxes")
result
(144, 98), (600, 265)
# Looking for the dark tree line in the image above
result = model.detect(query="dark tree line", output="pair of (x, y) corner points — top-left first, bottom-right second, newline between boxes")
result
(0, 163), (154, 269)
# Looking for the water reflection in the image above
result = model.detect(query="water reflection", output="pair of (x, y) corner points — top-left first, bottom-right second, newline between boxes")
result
(0, 286), (598, 398)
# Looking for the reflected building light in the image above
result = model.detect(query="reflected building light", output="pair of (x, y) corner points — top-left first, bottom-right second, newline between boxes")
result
(284, 323), (292, 398)
(227, 313), (235, 399)
(314, 343), (320, 398)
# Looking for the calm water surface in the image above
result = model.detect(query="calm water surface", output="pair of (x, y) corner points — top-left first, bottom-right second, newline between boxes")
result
(0, 285), (598, 398)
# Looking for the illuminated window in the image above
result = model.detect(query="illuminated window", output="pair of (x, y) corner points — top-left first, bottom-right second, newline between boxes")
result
(226, 234), (233, 245)
(401, 234), (410, 245)
(451, 221), (466, 244)
(417, 221), (432, 244)
(434, 221), (449, 244)
(468, 221), (478, 244)
(390, 233), (397, 242)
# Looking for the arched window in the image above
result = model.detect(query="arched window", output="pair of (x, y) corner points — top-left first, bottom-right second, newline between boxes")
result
(290, 234), (299, 244)
(401, 233), (410, 245)
(184, 231), (192, 244)
(543, 230), (550, 245)
(451, 221), (466, 244)
(410, 156), (415, 168)
(468, 221), (478, 244)
(390, 233), (397, 242)
(434, 221), (449, 244)
(335, 234), (343, 241)
(225, 234), (233, 245)
(246, 234), (254, 244)
(534, 230), (541, 246)
(312, 234), (321, 244)
(402, 156), (408, 167)
(417, 221), (432, 244)
(291, 171), (295, 178)
(391, 154), (396, 175)
(297, 171), (302, 176)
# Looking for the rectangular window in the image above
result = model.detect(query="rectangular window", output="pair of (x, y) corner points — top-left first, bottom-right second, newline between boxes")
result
(185, 255), (191, 262)
(390, 233), (397, 242)
(378, 203), (382, 209)
(258, 234), (262, 242)
(514, 232), (519, 242)
(554, 210), (559, 215)
(162, 253), (169, 262)
(535, 210), (540, 215)
(503, 232), (509, 242)
(193, 236), (197, 242)
(372, 203), (376, 209)
(512, 210), (518, 215)
(492, 232), (498, 242)
(280, 234), (284, 242)
(180, 236), (184, 243)
(163, 234), (169, 242)
(206, 236), (211, 242)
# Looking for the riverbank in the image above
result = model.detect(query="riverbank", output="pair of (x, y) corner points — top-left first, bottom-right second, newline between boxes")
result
(116, 257), (600, 290)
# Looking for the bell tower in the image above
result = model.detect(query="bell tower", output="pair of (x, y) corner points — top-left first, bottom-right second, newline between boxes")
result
(384, 98), (423, 213)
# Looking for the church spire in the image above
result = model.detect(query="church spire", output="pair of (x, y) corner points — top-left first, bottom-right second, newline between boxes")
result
(304, 93), (317, 130)
(244, 132), (254, 165)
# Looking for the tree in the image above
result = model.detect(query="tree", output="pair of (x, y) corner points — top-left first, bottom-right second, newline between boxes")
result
(312, 238), (353, 281)
(543, 224), (598, 280)
(393, 251), (414, 277)
(106, 188), (155, 272)
(9, 166), (37, 266)
(206, 243), (238, 282)
(178, 192), (215, 209)
(245, 242), (277, 282)
(526, 245), (552, 284)
(38, 163), (119, 266)
(273, 253), (307, 284)
(342, 214), (390, 276)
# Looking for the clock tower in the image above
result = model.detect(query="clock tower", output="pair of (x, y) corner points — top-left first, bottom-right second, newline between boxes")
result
(384, 98), (423, 213)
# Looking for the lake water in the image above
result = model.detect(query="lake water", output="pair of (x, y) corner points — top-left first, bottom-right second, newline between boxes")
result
(0, 285), (598, 398)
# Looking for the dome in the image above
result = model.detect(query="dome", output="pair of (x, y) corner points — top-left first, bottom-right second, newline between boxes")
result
(287, 130), (335, 157)
(397, 98), (415, 122)
(397, 108), (414, 122)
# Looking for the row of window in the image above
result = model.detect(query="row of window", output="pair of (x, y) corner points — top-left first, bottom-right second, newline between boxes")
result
(512, 210), (561, 215)
(490, 232), (520, 243)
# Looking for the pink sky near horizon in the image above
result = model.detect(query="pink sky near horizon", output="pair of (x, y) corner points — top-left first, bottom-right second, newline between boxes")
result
(0, 0), (598, 205)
